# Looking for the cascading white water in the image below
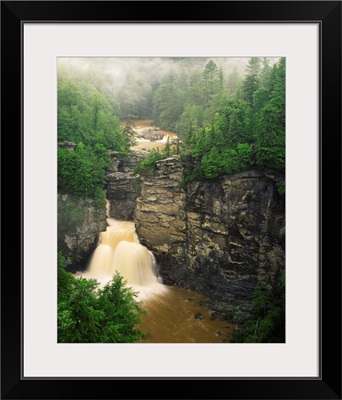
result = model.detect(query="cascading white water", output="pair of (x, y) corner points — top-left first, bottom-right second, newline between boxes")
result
(156, 134), (178, 143)
(79, 213), (165, 300)
(81, 217), (235, 341)
(111, 241), (157, 286)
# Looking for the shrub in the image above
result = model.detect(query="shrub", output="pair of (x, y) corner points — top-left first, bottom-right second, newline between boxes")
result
(58, 266), (146, 343)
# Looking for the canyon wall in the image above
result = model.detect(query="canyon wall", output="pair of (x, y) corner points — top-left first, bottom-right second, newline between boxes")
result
(58, 151), (285, 319)
(106, 151), (144, 220)
(58, 194), (107, 271)
(134, 155), (285, 319)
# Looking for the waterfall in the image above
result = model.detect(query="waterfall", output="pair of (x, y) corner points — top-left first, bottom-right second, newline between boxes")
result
(156, 133), (178, 143)
(78, 214), (165, 299)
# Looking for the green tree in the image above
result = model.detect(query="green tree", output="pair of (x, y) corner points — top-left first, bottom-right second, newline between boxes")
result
(121, 115), (137, 148)
(177, 104), (201, 138)
(227, 67), (241, 95)
(58, 80), (86, 143)
(254, 104), (285, 172)
(201, 146), (222, 178)
(201, 60), (219, 106)
(152, 73), (185, 131)
(243, 57), (261, 106)
(95, 274), (147, 343)
(58, 74), (128, 152)
(236, 143), (253, 169)
(230, 275), (285, 343)
(164, 137), (171, 157)
(253, 87), (270, 113)
(58, 264), (146, 343)
(191, 127), (211, 159)
(133, 148), (165, 174)
(259, 57), (272, 88)
(73, 143), (95, 196)
(270, 57), (285, 127)
(58, 196), (84, 238)
(58, 269), (104, 343)
(58, 142), (110, 198)
(91, 143), (110, 189)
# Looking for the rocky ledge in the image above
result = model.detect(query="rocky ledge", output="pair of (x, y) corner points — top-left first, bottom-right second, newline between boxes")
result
(134, 156), (285, 319)
(58, 194), (107, 271)
(106, 150), (146, 220)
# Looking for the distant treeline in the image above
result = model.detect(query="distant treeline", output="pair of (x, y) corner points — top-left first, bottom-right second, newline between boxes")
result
(58, 57), (285, 198)
(138, 57), (285, 186)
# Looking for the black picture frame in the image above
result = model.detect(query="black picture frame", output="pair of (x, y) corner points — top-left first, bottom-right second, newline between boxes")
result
(1, 1), (341, 399)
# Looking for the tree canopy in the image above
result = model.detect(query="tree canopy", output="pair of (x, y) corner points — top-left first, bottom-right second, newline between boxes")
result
(58, 57), (285, 195)
(137, 57), (285, 184)
(58, 253), (146, 343)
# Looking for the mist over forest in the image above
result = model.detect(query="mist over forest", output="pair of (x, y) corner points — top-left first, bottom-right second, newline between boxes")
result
(58, 56), (284, 182)
(58, 57), (278, 121)
(57, 56), (285, 344)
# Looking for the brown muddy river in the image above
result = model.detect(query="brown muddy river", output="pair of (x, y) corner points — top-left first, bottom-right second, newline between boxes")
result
(80, 218), (236, 344)
(121, 119), (179, 151)
(124, 122), (235, 342)
(79, 135), (235, 343)
(138, 285), (235, 343)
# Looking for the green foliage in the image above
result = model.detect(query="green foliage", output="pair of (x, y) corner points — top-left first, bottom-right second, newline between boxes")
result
(201, 60), (219, 106)
(236, 143), (253, 168)
(180, 153), (205, 188)
(121, 117), (137, 148)
(190, 128), (211, 159)
(58, 72), (127, 206)
(91, 144), (110, 188)
(277, 180), (285, 196)
(176, 105), (205, 139)
(58, 77), (127, 152)
(191, 142), (253, 182)
(243, 57), (261, 105)
(58, 196), (84, 236)
(201, 147), (223, 179)
(95, 274), (147, 343)
(58, 250), (66, 269)
(93, 187), (107, 208)
(58, 269), (103, 343)
(255, 145), (285, 172)
(58, 57), (285, 190)
(133, 149), (166, 174)
(152, 73), (186, 132)
(253, 87), (270, 112)
(58, 266), (146, 343)
(164, 137), (171, 157)
(152, 60), (227, 133)
(230, 275), (285, 343)
(222, 148), (239, 174)
(177, 57), (285, 185)
(227, 68), (241, 95)
(58, 142), (109, 198)
(133, 138), (179, 175)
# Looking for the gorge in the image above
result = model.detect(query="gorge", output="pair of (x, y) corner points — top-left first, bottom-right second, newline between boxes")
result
(59, 122), (285, 340)
(57, 57), (285, 343)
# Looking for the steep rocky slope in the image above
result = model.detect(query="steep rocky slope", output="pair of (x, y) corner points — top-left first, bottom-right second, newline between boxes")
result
(134, 155), (285, 318)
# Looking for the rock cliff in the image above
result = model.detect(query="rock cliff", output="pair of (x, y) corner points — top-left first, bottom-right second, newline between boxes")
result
(134, 155), (285, 319)
(58, 194), (107, 271)
(106, 151), (145, 220)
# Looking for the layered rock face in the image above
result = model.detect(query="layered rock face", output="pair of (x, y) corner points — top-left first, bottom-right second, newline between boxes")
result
(135, 155), (187, 256)
(134, 155), (285, 318)
(106, 151), (145, 220)
(58, 194), (107, 271)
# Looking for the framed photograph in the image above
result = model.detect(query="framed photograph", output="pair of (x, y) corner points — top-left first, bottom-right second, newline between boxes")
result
(1, 1), (341, 399)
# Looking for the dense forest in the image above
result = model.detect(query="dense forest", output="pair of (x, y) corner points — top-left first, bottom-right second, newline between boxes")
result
(136, 58), (285, 196)
(58, 252), (146, 343)
(58, 57), (285, 184)
(57, 57), (285, 343)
